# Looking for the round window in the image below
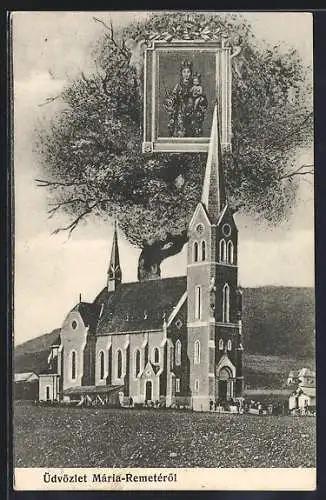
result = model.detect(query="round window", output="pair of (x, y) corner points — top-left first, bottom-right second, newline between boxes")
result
(71, 320), (77, 330)
(222, 223), (231, 237)
(196, 223), (204, 234)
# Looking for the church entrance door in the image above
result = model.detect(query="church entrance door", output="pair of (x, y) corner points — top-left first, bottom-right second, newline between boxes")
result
(145, 381), (152, 402)
(217, 366), (233, 401)
(218, 380), (227, 401)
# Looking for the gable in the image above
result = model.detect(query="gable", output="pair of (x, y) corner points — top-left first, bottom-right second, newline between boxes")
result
(188, 202), (211, 231)
(167, 291), (187, 327)
(216, 354), (236, 378)
(216, 205), (238, 233)
(142, 361), (159, 377)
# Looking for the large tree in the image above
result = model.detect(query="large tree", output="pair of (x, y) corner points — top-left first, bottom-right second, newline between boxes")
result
(35, 12), (313, 281)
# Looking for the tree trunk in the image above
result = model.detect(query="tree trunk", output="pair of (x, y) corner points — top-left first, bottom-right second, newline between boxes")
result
(137, 230), (188, 281)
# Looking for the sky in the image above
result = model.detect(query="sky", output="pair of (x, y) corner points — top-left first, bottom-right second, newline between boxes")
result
(12, 11), (314, 346)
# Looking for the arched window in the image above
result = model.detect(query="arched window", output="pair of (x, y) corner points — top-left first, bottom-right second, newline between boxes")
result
(107, 348), (112, 384)
(135, 349), (141, 377)
(219, 239), (227, 262)
(195, 286), (201, 320)
(227, 340), (232, 351)
(99, 350), (105, 380)
(116, 349), (122, 379)
(222, 284), (230, 323)
(193, 241), (199, 262)
(227, 240), (234, 264)
(219, 339), (224, 351)
(170, 347), (174, 370)
(194, 340), (201, 365)
(201, 240), (206, 261)
(153, 347), (160, 364)
(71, 350), (77, 380)
(175, 340), (182, 366)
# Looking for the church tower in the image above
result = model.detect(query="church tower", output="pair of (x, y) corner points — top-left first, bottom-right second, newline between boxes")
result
(187, 105), (243, 412)
(107, 221), (122, 292)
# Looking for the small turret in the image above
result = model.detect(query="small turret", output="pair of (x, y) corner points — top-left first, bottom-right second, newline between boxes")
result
(107, 221), (122, 292)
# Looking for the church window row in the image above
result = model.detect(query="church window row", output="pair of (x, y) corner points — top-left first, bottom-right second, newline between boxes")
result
(192, 238), (234, 264)
(176, 378), (180, 393)
(194, 283), (230, 323)
(219, 239), (234, 264)
(218, 339), (232, 351)
(74, 338), (234, 383)
(95, 346), (163, 382)
(193, 240), (206, 262)
(73, 335), (232, 381)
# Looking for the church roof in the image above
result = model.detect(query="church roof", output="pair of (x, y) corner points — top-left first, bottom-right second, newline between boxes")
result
(14, 372), (38, 382)
(298, 387), (316, 398)
(72, 302), (101, 333)
(63, 384), (124, 395)
(95, 276), (187, 335)
(201, 104), (226, 220)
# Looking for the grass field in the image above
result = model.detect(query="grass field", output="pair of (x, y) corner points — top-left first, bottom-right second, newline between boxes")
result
(14, 402), (315, 468)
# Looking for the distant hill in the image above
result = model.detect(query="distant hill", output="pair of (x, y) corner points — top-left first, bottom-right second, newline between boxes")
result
(14, 329), (60, 375)
(14, 287), (315, 380)
(243, 353), (315, 389)
(242, 287), (315, 358)
(15, 329), (60, 357)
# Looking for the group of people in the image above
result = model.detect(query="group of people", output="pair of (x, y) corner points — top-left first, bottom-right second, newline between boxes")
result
(209, 398), (244, 413)
(208, 398), (291, 416)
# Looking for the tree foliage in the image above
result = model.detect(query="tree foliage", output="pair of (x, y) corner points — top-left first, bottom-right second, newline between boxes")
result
(36, 12), (313, 273)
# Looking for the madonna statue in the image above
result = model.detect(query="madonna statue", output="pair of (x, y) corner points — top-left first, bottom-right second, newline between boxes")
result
(164, 60), (208, 137)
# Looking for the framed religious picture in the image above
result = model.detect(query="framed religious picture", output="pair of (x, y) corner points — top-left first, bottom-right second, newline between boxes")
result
(142, 38), (232, 153)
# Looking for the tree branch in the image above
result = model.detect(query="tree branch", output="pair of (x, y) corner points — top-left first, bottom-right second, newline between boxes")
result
(279, 164), (314, 181)
(51, 201), (99, 237)
(47, 198), (93, 218)
(93, 16), (129, 59)
(35, 178), (88, 188)
(38, 94), (62, 107)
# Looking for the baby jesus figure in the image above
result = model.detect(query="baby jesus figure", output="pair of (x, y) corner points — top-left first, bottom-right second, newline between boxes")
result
(191, 73), (205, 110)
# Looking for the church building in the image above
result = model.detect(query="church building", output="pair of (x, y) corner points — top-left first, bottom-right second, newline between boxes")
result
(39, 106), (244, 412)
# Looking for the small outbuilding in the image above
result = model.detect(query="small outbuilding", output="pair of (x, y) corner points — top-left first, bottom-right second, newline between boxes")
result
(14, 372), (39, 400)
(289, 387), (316, 415)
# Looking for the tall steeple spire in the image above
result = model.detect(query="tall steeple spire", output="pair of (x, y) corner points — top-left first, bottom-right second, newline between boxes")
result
(201, 104), (227, 219)
(107, 221), (122, 292)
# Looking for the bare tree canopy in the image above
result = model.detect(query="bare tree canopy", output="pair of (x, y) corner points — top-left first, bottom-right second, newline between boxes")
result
(35, 12), (313, 280)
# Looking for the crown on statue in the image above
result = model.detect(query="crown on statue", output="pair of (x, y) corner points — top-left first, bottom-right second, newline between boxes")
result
(180, 59), (193, 71)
